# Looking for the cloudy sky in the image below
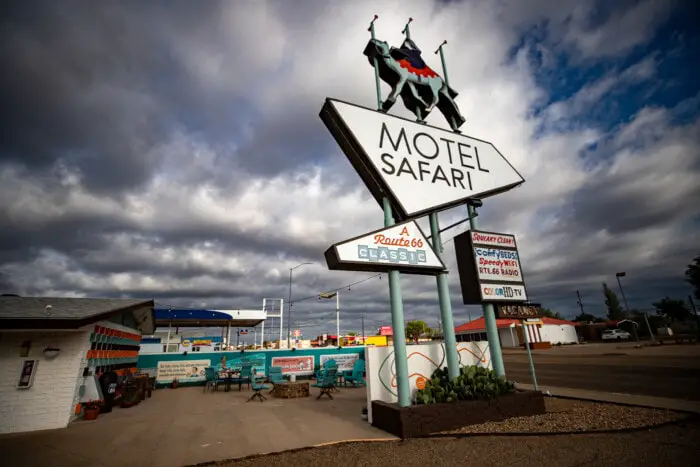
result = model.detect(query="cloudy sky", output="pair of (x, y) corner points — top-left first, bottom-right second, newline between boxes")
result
(1, 0), (698, 339)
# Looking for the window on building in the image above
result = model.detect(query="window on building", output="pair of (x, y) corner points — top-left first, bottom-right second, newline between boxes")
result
(162, 344), (178, 353)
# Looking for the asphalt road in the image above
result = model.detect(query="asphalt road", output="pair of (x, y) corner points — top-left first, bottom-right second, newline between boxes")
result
(503, 349), (700, 401)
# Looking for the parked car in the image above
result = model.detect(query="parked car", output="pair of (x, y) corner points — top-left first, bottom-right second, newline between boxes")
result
(602, 329), (632, 340)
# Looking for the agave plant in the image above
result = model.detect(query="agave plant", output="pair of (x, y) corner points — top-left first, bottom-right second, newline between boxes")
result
(414, 365), (516, 405)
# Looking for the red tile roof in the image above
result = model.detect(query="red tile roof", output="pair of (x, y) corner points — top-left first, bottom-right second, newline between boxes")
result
(454, 316), (575, 333)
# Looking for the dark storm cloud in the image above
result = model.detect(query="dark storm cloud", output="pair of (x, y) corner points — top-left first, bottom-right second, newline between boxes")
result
(0, 210), (326, 277)
(0, 0), (264, 194)
(234, 104), (336, 176)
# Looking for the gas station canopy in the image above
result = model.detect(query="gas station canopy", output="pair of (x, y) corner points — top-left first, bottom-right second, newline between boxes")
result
(154, 308), (267, 328)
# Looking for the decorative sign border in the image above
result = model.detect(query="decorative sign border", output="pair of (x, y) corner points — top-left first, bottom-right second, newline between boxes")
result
(496, 303), (541, 320)
(324, 219), (446, 276)
(319, 98), (525, 221)
(454, 229), (530, 304)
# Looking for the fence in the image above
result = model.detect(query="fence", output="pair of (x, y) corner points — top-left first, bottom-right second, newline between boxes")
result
(137, 346), (365, 386)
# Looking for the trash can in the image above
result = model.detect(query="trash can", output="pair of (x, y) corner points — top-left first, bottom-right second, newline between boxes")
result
(99, 371), (118, 413)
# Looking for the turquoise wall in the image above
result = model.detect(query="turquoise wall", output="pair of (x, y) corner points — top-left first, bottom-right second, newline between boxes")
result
(138, 347), (365, 384)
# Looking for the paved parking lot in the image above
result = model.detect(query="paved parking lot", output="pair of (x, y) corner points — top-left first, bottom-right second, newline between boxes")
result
(0, 385), (390, 467)
(504, 343), (700, 400)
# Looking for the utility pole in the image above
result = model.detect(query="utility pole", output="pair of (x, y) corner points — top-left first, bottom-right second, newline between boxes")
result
(689, 296), (700, 338)
(362, 311), (365, 344)
(576, 290), (585, 315)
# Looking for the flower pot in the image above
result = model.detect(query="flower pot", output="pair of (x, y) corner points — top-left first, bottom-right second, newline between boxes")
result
(83, 407), (100, 421)
(171, 380), (179, 389)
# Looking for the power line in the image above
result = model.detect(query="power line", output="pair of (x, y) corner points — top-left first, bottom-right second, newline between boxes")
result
(154, 272), (385, 312)
(289, 273), (384, 304)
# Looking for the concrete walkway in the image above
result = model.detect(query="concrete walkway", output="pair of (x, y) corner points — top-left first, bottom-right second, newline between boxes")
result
(0, 386), (393, 467)
(516, 383), (700, 414)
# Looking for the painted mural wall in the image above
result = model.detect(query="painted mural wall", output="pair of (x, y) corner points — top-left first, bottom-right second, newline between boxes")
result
(137, 347), (365, 385)
(365, 341), (492, 424)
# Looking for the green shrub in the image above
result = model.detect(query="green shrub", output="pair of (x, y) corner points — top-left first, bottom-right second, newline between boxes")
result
(414, 365), (516, 405)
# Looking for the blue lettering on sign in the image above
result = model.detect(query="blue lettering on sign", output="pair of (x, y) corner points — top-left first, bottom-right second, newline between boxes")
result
(475, 248), (519, 260)
(357, 245), (427, 265)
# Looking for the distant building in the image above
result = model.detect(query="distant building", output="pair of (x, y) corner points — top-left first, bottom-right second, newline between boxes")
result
(0, 296), (154, 434)
(455, 316), (578, 348)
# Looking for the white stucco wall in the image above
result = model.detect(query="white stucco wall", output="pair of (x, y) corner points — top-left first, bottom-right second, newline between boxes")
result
(0, 331), (91, 434)
(498, 327), (519, 347)
(539, 324), (578, 344)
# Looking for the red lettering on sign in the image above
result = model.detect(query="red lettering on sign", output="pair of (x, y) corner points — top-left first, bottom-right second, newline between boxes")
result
(400, 227), (410, 236)
(373, 234), (423, 248)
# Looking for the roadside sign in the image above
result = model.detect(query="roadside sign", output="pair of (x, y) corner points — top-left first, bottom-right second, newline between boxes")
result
(496, 304), (541, 320)
(324, 219), (445, 275)
(320, 98), (524, 221)
(454, 229), (529, 304)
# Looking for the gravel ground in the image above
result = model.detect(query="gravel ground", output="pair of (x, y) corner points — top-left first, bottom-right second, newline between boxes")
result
(439, 397), (686, 434)
(204, 416), (700, 467)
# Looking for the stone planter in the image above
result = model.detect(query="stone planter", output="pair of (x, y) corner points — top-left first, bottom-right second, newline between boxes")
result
(371, 390), (545, 438)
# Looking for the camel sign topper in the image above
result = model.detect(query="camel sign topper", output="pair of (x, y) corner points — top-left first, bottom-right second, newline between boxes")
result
(363, 35), (465, 132)
(319, 17), (523, 220)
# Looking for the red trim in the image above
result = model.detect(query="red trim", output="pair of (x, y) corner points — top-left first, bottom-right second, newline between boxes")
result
(397, 59), (439, 79)
(456, 316), (575, 333)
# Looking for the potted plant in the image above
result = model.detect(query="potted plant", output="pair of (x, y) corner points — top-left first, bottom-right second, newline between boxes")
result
(82, 400), (102, 420)
(171, 378), (179, 389)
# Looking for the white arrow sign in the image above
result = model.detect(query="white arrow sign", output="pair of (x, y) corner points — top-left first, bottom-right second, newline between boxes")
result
(324, 219), (445, 275)
(320, 98), (525, 220)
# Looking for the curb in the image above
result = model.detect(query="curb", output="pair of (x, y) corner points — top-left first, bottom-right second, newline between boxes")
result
(546, 393), (700, 415)
(184, 415), (699, 465)
(419, 413), (699, 439)
(185, 438), (399, 466)
(514, 383), (700, 415)
(313, 438), (398, 447)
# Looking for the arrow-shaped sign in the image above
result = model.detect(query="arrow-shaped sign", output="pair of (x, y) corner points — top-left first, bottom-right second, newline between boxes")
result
(324, 219), (445, 275)
(320, 98), (525, 220)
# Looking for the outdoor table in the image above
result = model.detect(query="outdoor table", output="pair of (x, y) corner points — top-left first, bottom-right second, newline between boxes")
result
(334, 373), (345, 391)
(219, 370), (241, 392)
(271, 381), (310, 398)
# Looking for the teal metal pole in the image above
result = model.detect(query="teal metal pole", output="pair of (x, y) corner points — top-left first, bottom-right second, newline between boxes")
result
(401, 19), (424, 123)
(468, 204), (506, 377)
(434, 40), (459, 131)
(435, 40), (449, 84)
(429, 213), (460, 380)
(520, 319), (538, 390)
(384, 197), (410, 407)
(370, 16), (409, 407)
(368, 16), (383, 109)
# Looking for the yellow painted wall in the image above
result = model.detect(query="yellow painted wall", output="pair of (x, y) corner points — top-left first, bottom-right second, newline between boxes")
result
(365, 336), (388, 346)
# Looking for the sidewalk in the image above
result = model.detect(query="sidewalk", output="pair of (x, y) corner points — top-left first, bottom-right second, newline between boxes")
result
(0, 386), (392, 467)
(516, 383), (700, 414)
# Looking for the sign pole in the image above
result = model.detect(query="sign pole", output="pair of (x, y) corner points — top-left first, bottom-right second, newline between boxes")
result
(370, 16), (411, 407)
(467, 204), (506, 377)
(434, 41), (459, 132)
(336, 291), (341, 347)
(429, 215), (460, 379)
(520, 319), (538, 390)
(399, 19), (459, 381)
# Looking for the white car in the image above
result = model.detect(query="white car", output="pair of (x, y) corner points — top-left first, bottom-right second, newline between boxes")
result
(602, 329), (632, 340)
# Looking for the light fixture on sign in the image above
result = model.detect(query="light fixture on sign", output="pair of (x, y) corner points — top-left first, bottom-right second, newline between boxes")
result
(43, 347), (60, 358)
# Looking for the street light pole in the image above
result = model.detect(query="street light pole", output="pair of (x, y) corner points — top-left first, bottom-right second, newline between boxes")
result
(288, 262), (312, 349)
(616, 271), (655, 343)
(615, 272), (630, 314)
(319, 290), (341, 347)
(336, 291), (340, 347)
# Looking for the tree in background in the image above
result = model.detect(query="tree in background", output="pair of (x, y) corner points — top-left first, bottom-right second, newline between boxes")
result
(602, 282), (625, 320)
(653, 297), (692, 323)
(573, 312), (604, 323)
(405, 320), (428, 343)
(686, 255), (700, 300)
(347, 331), (357, 336)
(539, 308), (563, 320)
